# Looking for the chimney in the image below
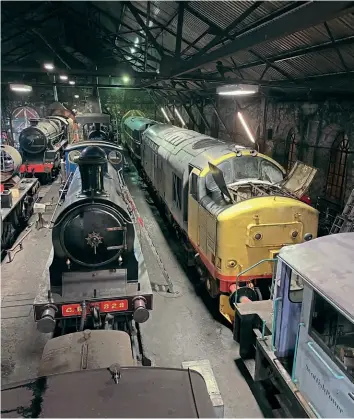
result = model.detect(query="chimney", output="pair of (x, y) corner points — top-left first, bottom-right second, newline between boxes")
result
(29, 119), (40, 126)
(77, 146), (107, 195)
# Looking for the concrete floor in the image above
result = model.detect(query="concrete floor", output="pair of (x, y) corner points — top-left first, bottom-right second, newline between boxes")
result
(1, 167), (263, 417)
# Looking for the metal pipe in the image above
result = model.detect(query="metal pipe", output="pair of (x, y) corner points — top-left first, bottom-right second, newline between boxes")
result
(144, 1), (151, 71)
(53, 75), (58, 101)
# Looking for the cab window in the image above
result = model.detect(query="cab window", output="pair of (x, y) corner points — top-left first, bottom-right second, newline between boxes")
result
(260, 159), (283, 183)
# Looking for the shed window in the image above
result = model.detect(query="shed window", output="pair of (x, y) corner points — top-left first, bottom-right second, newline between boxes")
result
(286, 128), (297, 172)
(173, 173), (182, 210)
(326, 132), (349, 202)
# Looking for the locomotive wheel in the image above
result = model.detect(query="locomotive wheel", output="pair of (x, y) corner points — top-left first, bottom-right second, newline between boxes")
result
(205, 277), (219, 299)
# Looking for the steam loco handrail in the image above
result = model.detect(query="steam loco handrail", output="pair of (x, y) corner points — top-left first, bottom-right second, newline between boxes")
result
(65, 141), (123, 152)
(49, 171), (74, 228)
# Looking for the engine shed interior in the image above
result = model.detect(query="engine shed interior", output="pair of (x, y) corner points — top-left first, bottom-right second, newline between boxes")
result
(2, 1), (354, 418)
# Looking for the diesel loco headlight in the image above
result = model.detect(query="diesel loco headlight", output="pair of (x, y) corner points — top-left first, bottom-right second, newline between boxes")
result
(254, 232), (262, 240)
(227, 260), (237, 268)
(291, 230), (298, 239)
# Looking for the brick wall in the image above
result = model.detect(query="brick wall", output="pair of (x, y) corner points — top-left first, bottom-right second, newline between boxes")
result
(216, 97), (354, 205)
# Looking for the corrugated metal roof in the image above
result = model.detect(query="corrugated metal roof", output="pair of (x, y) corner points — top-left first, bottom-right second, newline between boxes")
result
(251, 25), (331, 58)
(228, 1), (294, 35)
(131, 1), (178, 25)
(326, 14), (354, 38)
(188, 1), (255, 30)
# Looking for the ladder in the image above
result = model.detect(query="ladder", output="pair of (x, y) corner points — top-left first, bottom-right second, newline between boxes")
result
(330, 189), (354, 234)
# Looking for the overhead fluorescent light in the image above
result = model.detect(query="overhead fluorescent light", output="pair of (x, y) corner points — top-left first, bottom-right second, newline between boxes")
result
(74, 95), (79, 99)
(174, 108), (185, 126)
(237, 112), (255, 143)
(60, 75), (68, 81)
(69, 80), (75, 85)
(217, 84), (259, 96)
(44, 63), (54, 70)
(10, 84), (32, 93)
(161, 107), (170, 123)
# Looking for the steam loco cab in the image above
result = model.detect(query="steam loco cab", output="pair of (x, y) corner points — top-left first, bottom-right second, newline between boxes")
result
(34, 145), (152, 346)
(76, 113), (114, 142)
(233, 233), (354, 418)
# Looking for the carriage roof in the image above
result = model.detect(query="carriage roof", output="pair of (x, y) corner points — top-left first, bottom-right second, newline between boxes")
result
(279, 233), (354, 321)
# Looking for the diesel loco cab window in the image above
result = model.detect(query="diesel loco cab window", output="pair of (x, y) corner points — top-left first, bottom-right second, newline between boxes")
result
(233, 156), (283, 182)
(310, 291), (354, 381)
(173, 173), (182, 210)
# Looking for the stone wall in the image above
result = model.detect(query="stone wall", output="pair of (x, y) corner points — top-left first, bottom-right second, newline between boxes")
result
(216, 97), (354, 205)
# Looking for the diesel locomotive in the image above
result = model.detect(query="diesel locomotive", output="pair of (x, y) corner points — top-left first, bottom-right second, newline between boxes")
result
(18, 102), (75, 181)
(234, 233), (354, 417)
(121, 110), (159, 160)
(122, 115), (319, 324)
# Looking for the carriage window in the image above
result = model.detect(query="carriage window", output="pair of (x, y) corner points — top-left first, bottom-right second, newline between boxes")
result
(288, 270), (304, 303)
(310, 291), (354, 381)
(173, 173), (182, 210)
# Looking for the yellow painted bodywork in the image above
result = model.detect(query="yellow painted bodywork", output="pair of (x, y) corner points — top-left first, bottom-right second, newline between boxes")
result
(188, 150), (318, 323)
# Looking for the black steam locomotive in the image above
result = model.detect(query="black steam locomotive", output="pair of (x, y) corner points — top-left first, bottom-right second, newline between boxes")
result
(34, 144), (152, 336)
(19, 104), (75, 182)
(76, 113), (114, 142)
(2, 144), (217, 418)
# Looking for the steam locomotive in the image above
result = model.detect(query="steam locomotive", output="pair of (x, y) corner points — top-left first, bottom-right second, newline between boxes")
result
(1, 144), (217, 419)
(19, 103), (75, 182)
(1, 144), (39, 252)
(76, 113), (114, 142)
(34, 144), (152, 337)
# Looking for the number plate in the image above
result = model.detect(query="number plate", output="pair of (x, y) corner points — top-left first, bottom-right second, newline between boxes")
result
(61, 300), (129, 317)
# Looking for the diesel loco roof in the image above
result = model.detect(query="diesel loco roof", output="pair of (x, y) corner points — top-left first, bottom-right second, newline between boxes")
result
(144, 124), (246, 171)
(279, 233), (354, 321)
(124, 116), (158, 131)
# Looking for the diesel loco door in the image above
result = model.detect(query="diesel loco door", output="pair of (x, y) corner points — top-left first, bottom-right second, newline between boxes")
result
(188, 167), (200, 244)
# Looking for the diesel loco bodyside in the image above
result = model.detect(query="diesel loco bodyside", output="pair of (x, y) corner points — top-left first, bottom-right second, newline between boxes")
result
(122, 115), (159, 160)
(141, 124), (318, 323)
